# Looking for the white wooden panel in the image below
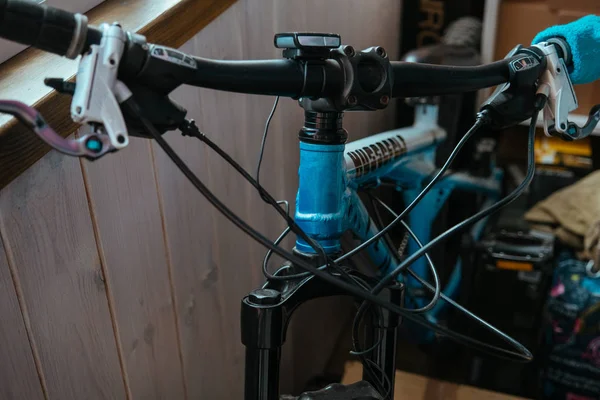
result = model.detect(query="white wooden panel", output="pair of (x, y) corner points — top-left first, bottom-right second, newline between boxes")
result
(0, 148), (126, 400)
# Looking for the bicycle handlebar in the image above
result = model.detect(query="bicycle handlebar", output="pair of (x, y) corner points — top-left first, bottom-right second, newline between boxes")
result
(0, 0), (101, 58)
(184, 56), (513, 99)
(391, 59), (511, 97)
(4, 0), (595, 148)
(186, 57), (317, 98)
(0, 0), (518, 100)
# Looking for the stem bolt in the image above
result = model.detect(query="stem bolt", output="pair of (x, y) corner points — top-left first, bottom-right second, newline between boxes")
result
(344, 45), (355, 57)
(248, 289), (281, 306)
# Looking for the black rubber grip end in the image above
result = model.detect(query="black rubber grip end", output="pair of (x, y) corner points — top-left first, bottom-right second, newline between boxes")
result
(0, 0), (76, 56)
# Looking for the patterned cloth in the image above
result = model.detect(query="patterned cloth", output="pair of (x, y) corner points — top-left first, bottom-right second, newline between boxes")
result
(541, 251), (600, 399)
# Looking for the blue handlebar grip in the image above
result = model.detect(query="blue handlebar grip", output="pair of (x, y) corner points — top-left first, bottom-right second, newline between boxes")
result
(533, 15), (600, 85)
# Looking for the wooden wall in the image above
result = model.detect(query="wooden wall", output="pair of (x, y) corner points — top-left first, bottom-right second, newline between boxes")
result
(0, 0), (402, 398)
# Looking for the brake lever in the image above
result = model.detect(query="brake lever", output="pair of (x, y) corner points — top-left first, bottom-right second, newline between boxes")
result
(547, 104), (600, 140)
(0, 100), (115, 159)
(24, 22), (136, 159)
(70, 22), (132, 149)
(535, 41), (600, 140)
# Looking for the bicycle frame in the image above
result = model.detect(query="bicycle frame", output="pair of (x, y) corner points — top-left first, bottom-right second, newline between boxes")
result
(242, 104), (503, 400)
(295, 104), (502, 324)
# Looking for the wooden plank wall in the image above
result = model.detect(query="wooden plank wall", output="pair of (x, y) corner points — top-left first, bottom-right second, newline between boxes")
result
(0, 0), (402, 398)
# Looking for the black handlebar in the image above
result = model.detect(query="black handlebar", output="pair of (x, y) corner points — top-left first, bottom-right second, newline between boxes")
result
(184, 56), (512, 99)
(391, 59), (511, 97)
(0, 0), (565, 105)
(187, 58), (311, 98)
(0, 0), (79, 57)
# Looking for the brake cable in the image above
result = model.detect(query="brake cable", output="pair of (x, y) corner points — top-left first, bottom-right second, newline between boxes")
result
(352, 102), (545, 362)
(119, 95), (533, 362)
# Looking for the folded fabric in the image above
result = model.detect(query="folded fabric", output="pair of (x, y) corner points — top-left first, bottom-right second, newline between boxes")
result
(525, 170), (600, 250)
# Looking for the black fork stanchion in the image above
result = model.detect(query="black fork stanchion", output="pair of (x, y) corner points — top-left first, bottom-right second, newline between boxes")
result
(362, 285), (403, 399)
(242, 288), (285, 400)
(241, 267), (404, 400)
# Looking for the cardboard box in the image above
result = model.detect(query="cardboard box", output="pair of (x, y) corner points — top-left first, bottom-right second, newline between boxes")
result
(342, 362), (527, 399)
(495, 2), (556, 60)
(548, 0), (600, 13)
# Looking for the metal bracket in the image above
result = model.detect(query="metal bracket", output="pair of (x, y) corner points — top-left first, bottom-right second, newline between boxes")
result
(533, 41), (600, 140)
(535, 41), (578, 137)
(71, 23), (132, 150)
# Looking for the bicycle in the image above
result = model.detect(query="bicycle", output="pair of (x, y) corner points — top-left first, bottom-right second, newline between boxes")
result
(0, 1), (599, 399)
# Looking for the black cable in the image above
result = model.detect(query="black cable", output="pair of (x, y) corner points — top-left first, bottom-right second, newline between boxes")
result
(366, 191), (401, 260)
(364, 359), (392, 399)
(254, 95), (352, 281)
(348, 192), (442, 380)
(369, 106), (542, 297)
(368, 193), (441, 314)
(256, 96), (279, 202)
(341, 116), (485, 345)
(184, 121), (320, 280)
(354, 105), (543, 361)
(188, 114), (367, 287)
(334, 113), (489, 265)
(262, 227), (327, 280)
(343, 275), (388, 397)
(378, 201), (539, 364)
(374, 195), (524, 337)
(131, 99), (532, 361)
(193, 109), (367, 296)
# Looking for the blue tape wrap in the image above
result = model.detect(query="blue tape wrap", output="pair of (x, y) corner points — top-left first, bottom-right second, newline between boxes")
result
(295, 142), (348, 254)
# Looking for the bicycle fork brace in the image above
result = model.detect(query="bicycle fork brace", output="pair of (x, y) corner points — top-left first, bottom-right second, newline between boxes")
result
(241, 266), (404, 400)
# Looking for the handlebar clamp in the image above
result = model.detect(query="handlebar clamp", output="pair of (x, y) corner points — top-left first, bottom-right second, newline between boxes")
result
(70, 22), (132, 150)
(275, 32), (392, 112)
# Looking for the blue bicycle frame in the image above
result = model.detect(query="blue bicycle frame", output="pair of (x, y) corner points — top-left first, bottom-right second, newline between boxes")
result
(294, 104), (503, 333)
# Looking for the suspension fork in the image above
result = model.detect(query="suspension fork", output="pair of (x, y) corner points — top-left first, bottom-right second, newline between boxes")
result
(241, 265), (403, 400)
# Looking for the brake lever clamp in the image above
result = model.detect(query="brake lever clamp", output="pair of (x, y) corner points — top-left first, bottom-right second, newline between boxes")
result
(534, 41), (600, 140)
(70, 22), (132, 150)
(0, 100), (115, 159)
(479, 44), (547, 128)
(5, 21), (134, 160)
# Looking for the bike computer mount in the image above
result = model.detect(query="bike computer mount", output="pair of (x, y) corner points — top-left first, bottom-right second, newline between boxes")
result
(275, 32), (393, 113)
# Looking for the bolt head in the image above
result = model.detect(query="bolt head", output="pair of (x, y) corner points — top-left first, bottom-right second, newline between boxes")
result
(248, 288), (281, 305)
(343, 45), (355, 57)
